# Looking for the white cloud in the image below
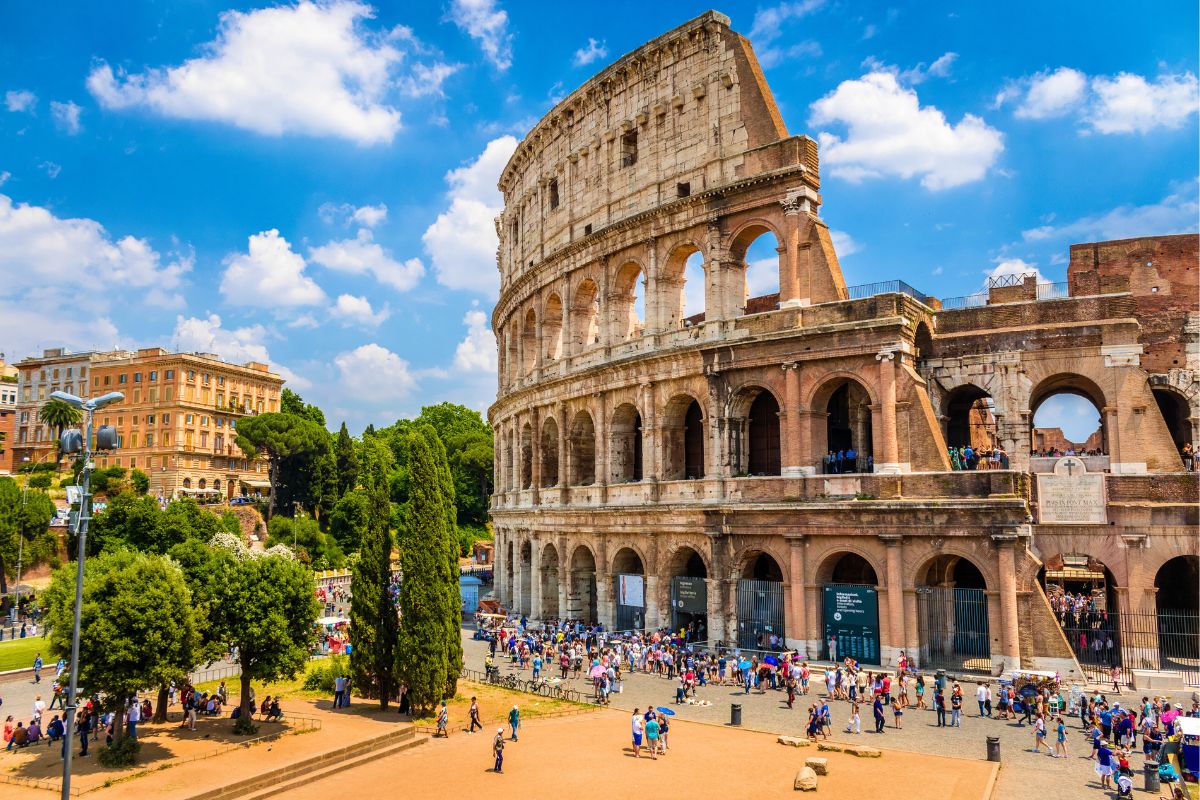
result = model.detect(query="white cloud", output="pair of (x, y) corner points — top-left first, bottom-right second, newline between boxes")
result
(756, 40), (823, 70)
(331, 293), (389, 326)
(454, 309), (496, 373)
(861, 52), (957, 85)
(39, 161), (61, 179)
(985, 257), (1045, 286)
(5, 90), (36, 113)
(86, 1), (404, 145)
(170, 313), (311, 389)
(749, 1), (826, 46)
(449, 0), (512, 71)
(422, 134), (517, 296)
(573, 38), (608, 67)
(318, 201), (388, 228)
(926, 52), (957, 79)
(220, 229), (326, 307)
(50, 100), (82, 134)
(1021, 182), (1199, 243)
(334, 343), (416, 398)
(1012, 67), (1087, 119)
(351, 203), (388, 227)
(0, 171), (9, 187)
(861, 24), (877, 41)
(398, 61), (461, 98)
(809, 71), (1004, 190)
(830, 230), (861, 257)
(309, 228), (424, 292)
(1088, 72), (1199, 134)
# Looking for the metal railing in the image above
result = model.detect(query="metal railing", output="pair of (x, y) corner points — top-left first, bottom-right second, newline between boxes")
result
(938, 292), (988, 310)
(940, 281), (1071, 310)
(460, 667), (585, 703)
(842, 279), (933, 306)
(1036, 281), (1070, 300)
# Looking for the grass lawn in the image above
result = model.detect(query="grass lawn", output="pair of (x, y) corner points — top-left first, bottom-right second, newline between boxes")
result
(0, 634), (50, 672)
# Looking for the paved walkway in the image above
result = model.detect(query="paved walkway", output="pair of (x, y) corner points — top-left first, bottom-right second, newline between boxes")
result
(463, 632), (1155, 800)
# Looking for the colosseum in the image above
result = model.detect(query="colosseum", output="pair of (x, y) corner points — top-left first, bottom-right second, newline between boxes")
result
(488, 11), (1199, 683)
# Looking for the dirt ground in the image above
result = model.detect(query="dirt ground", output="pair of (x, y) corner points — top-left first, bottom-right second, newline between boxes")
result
(285, 707), (998, 800)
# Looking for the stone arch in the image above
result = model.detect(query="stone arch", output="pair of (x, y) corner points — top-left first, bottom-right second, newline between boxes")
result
(660, 241), (707, 329)
(915, 551), (993, 668)
(738, 549), (786, 581)
(1155, 555), (1199, 613)
(729, 384), (782, 476)
(666, 543), (711, 578)
(568, 409), (596, 486)
(609, 260), (646, 341)
(661, 393), (705, 480)
(540, 541), (560, 618)
(609, 402), (643, 483)
(810, 375), (876, 472)
(521, 307), (537, 375)
(182, 477), (192, 489)
(727, 219), (784, 315)
(1029, 373), (1108, 455)
(943, 383), (997, 453)
(505, 325), (519, 384)
(914, 320), (935, 364)
(198, 477), (207, 489)
(504, 537), (514, 606)
(542, 293), (564, 362)
(1150, 384), (1191, 455)
(569, 543), (598, 622)
(611, 545), (647, 575)
(734, 548), (788, 648)
(519, 421), (534, 489)
(570, 277), (601, 354)
(916, 552), (991, 591)
(815, 549), (881, 585)
(539, 416), (559, 487)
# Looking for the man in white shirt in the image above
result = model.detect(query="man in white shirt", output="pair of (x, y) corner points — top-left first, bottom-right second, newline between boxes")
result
(127, 697), (141, 739)
(976, 683), (989, 717)
(631, 708), (645, 758)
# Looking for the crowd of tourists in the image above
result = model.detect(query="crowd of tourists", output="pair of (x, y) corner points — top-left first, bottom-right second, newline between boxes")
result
(950, 444), (1010, 470)
(1049, 591), (1120, 665)
(821, 450), (871, 474)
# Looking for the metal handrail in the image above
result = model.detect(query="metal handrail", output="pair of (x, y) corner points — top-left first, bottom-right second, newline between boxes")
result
(842, 279), (933, 306)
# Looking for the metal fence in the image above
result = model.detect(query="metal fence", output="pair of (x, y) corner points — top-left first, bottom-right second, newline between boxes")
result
(735, 579), (785, 650)
(938, 292), (988, 311)
(459, 666), (585, 703)
(1057, 608), (1200, 686)
(917, 587), (991, 670)
(843, 279), (933, 306)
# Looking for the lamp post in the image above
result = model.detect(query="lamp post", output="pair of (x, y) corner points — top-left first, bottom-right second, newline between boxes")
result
(50, 390), (122, 800)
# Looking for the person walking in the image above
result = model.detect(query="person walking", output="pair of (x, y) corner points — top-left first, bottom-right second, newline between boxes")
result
(873, 695), (886, 733)
(1053, 716), (1069, 758)
(333, 674), (345, 709)
(892, 696), (904, 729)
(827, 636), (837, 664)
(435, 701), (448, 738)
(492, 728), (505, 773)
(976, 683), (989, 717)
(935, 690), (947, 727)
(631, 708), (644, 758)
(508, 704), (520, 741)
(1031, 713), (1046, 753)
(32, 653), (43, 683)
(468, 697), (482, 733)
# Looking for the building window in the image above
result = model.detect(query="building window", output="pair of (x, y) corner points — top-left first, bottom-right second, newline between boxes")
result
(584, 223), (593, 236)
(119, 374), (127, 384)
(133, 372), (142, 383)
(52, 369), (58, 379)
(187, 371), (195, 381)
(218, 376), (225, 386)
(163, 432), (171, 446)
(19, 411), (28, 423)
(133, 390), (141, 403)
(132, 415), (139, 426)
(200, 432), (208, 448)
(146, 433), (154, 447)
(149, 388), (157, 402)
(94, 377), (100, 387)
(79, 367), (86, 377)
(202, 373), (210, 384)
(165, 370), (174, 380)
(165, 387), (173, 401)
(677, 181), (691, 198)
(66, 367), (72, 377)
(186, 414), (194, 424)
(149, 371), (157, 381)
(200, 416), (208, 426)
(130, 433), (138, 448)
(548, 178), (560, 210)
(621, 130), (638, 167)
(103, 375), (111, 386)
(162, 413), (170, 424)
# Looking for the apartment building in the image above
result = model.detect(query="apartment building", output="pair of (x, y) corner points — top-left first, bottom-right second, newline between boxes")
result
(0, 355), (15, 474)
(12, 348), (96, 470)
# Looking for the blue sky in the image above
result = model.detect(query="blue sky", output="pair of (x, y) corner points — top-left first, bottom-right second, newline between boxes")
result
(1, 1), (1196, 433)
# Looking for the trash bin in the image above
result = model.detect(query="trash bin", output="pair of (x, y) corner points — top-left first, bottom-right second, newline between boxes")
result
(986, 736), (1001, 762)
(731, 703), (742, 726)
(1144, 763), (1160, 793)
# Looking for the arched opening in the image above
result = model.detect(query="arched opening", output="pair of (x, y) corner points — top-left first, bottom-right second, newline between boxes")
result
(612, 547), (646, 632)
(820, 552), (880, 663)
(540, 542), (560, 619)
(539, 417), (559, 488)
(519, 422), (533, 490)
(609, 403), (643, 483)
(569, 546), (598, 622)
(821, 379), (873, 473)
(570, 278), (601, 354)
(737, 551), (785, 649)
(212, 479), (221, 492)
(1152, 387), (1191, 458)
(568, 410), (596, 486)
(1030, 375), (1107, 457)
(519, 540), (532, 616)
(730, 224), (782, 315)
(668, 546), (708, 642)
(743, 389), (781, 476)
(944, 384), (997, 467)
(662, 395), (705, 481)
(504, 538), (514, 607)
(917, 554), (991, 669)
(1040, 554), (1121, 668)
(662, 244), (706, 329)
(505, 326), (519, 385)
(1154, 556), (1199, 673)
(914, 321), (934, 365)
(610, 261), (645, 341)
(542, 293), (564, 362)
(182, 477), (192, 489)
(198, 478), (207, 489)
(521, 308), (537, 375)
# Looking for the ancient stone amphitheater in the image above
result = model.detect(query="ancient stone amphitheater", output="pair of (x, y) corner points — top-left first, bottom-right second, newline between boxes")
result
(488, 11), (1199, 681)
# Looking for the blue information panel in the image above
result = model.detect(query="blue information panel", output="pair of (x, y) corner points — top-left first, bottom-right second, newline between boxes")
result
(822, 585), (880, 664)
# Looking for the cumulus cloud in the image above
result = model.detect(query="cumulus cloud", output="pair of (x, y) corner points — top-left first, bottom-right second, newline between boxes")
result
(1021, 182), (1199, 243)
(220, 229), (326, 307)
(449, 0), (512, 71)
(50, 100), (82, 134)
(170, 313), (311, 388)
(86, 1), (406, 145)
(997, 67), (1198, 134)
(398, 61), (461, 98)
(334, 342), (416, 398)
(331, 293), (389, 326)
(454, 308), (497, 372)
(422, 135), (517, 296)
(749, 0), (826, 46)
(5, 90), (36, 113)
(309, 228), (424, 292)
(830, 230), (861, 257)
(318, 201), (389, 228)
(809, 71), (1004, 190)
(985, 257), (1046, 286)
(573, 38), (608, 67)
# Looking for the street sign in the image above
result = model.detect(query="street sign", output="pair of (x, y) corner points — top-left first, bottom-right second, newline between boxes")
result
(822, 585), (880, 664)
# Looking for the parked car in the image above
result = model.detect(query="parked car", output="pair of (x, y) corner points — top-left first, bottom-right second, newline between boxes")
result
(228, 496), (253, 506)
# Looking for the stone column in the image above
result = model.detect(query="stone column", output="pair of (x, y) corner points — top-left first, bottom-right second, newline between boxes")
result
(786, 536), (808, 655)
(561, 278), (575, 358)
(779, 195), (807, 308)
(596, 573), (613, 629)
(493, 528), (506, 606)
(781, 363), (803, 476)
(511, 533), (524, 617)
(595, 391), (608, 504)
(641, 381), (658, 482)
(530, 407), (541, 506)
(705, 577), (729, 645)
(881, 535), (906, 666)
(529, 534), (543, 620)
(644, 237), (659, 334)
(557, 538), (569, 621)
(704, 219), (724, 324)
(557, 401), (569, 503)
(875, 350), (904, 473)
(993, 532), (1022, 670)
(644, 575), (661, 630)
(493, 425), (502, 503)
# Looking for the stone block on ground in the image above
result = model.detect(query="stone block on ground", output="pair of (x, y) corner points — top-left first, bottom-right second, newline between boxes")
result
(805, 757), (828, 775)
(778, 735), (812, 747)
(816, 741), (843, 752)
(844, 744), (881, 757)
(794, 766), (818, 791)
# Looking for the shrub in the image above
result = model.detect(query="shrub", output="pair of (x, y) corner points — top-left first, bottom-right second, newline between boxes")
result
(27, 473), (53, 490)
(98, 735), (141, 767)
(303, 654), (349, 693)
(233, 716), (259, 736)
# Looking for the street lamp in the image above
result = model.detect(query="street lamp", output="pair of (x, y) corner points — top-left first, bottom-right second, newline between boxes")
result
(50, 389), (122, 800)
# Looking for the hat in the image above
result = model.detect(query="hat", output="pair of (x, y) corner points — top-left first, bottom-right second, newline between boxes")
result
(497, 727), (504, 733)
(513, 705), (518, 710)
(1175, 703), (1183, 709)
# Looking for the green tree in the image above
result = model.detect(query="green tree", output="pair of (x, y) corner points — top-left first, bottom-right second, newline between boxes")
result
(418, 426), (462, 692)
(39, 398), (82, 464)
(90, 465), (129, 497)
(27, 473), (53, 490)
(0, 477), (56, 596)
(235, 413), (328, 521)
(328, 489), (370, 553)
(349, 439), (398, 708)
(88, 491), (162, 555)
(396, 432), (453, 715)
(130, 468), (150, 495)
(334, 422), (359, 497)
(210, 553), (319, 732)
(265, 515), (343, 568)
(280, 388), (326, 426)
(43, 550), (201, 750)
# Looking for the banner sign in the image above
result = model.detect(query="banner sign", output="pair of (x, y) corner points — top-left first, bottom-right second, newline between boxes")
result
(822, 585), (880, 664)
(618, 574), (645, 608)
(672, 576), (707, 614)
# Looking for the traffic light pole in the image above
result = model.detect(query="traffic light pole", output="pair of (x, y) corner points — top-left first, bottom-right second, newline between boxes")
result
(61, 406), (93, 800)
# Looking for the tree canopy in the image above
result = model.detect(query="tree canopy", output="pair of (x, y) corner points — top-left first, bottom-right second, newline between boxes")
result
(235, 412), (329, 520)
(0, 477), (56, 595)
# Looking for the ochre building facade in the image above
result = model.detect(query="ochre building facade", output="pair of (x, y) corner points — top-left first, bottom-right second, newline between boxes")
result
(488, 12), (1199, 679)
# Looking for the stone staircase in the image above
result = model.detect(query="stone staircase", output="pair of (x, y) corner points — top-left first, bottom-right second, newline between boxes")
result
(186, 725), (426, 800)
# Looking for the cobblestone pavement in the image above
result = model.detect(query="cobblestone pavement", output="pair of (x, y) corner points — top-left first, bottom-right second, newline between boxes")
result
(463, 633), (1160, 800)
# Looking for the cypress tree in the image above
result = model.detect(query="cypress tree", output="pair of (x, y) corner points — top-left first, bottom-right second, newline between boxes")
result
(349, 441), (398, 708)
(396, 432), (450, 715)
(334, 422), (359, 498)
(418, 425), (462, 696)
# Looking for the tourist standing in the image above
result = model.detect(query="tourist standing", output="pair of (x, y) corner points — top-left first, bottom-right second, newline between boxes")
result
(935, 689), (947, 727)
(631, 708), (644, 758)
(508, 704), (520, 741)
(436, 701), (448, 738)
(873, 695), (886, 733)
(1054, 716), (1069, 758)
(950, 687), (963, 726)
(645, 713), (661, 759)
(492, 728), (505, 773)
(333, 674), (345, 709)
(468, 697), (482, 733)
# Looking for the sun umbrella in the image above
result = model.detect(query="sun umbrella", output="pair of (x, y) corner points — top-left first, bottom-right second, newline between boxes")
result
(589, 665), (605, 678)
(739, 659), (752, 671)
(655, 706), (676, 716)
(763, 655), (781, 667)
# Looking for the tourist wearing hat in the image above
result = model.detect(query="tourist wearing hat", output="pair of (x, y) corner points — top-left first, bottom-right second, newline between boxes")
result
(1095, 738), (1115, 789)
(508, 704), (520, 741)
(492, 727), (505, 773)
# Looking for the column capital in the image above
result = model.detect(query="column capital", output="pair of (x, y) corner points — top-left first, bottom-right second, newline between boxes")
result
(781, 361), (801, 371)
(875, 350), (896, 362)
(878, 534), (904, 545)
(989, 532), (1020, 545)
(1120, 533), (1150, 549)
(784, 534), (807, 544)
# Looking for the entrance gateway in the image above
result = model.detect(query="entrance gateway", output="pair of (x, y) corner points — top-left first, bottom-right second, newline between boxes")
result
(614, 573), (645, 632)
(736, 579), (785, 650)
(822, 585), (880, 663)
(671, 576), (708, 641)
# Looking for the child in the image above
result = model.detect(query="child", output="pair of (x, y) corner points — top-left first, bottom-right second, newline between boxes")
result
(845, 702), (861, 734)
